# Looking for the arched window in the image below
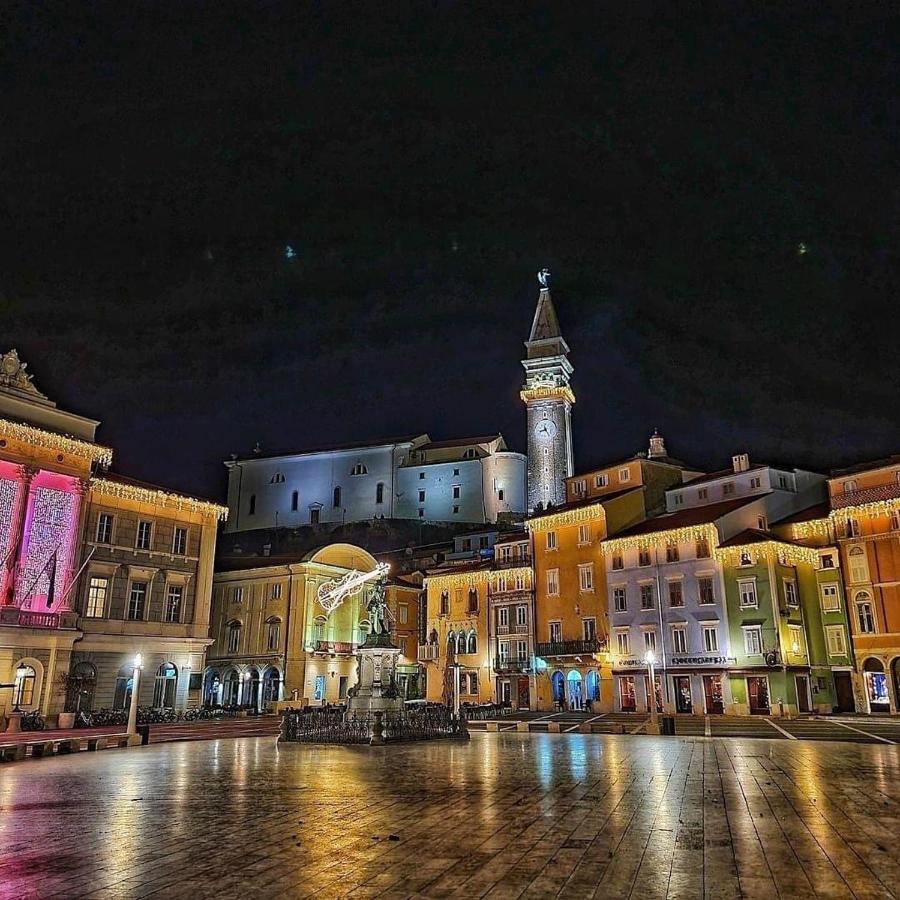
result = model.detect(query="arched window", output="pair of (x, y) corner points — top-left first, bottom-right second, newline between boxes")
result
(269, 473), (285, 484)
(248, 494), (256, 515)
(333, 486), (342, 508)
(447, 631), (456, 654)
(467, 588), (478, 613)
(456, 632), (466, 655)
(113, 665), (135, 710)
(350, 463), (368, 476)
(551, 671), (565, 702)
(223, 669), (241, 706)
(439, 591), (449, 615)
(467, 631), (477, 654)
(266, 616), (282, 651)
(376, 482), (385, 504)
(227, 620), (242, 654)
(204, 670), (221, 707)
(291, 490), (299, 511)
(14, 664), (36, 707)
(244, 668), (260, 710)
(154, 663), (178, 708)
(429, 628), (438, 645)
(262, 668), (281, 705)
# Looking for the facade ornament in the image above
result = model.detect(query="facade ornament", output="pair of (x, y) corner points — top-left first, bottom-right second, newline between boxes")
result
(0, 349), (49, 400)
(537, 267), (551, 289)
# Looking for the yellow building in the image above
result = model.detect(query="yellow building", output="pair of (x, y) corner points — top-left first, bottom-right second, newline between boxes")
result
(207, 544), (421, 708)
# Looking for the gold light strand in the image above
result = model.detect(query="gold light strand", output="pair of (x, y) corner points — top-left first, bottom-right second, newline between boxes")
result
(527, 502), (605, 531)
(714, 540), (821, 567)
(424, 565), (532, 591)
(601, 523), (718, 554)
(0, 418), (113, 467)
(519, 385), (576, 405)
(90, 477), (228, 520)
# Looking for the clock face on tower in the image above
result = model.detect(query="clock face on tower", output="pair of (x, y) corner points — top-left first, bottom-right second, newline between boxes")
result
(534, 419), (558, 441)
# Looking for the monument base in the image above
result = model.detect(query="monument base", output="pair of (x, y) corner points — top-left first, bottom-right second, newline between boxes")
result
(346, 642), (404, 720)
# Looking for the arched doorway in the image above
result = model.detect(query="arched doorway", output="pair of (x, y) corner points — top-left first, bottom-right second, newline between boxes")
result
(245, 668), (260, 710)
(204, 670), (221, 707)
(567, 670), (584, 710)
(551, 671), (565, 706)
(585, 670), (600, 705)
(863, 658), (890, 713)
(223, 669), (240, 706)
(113, 665), (134, 710)
(66, 661), (97, 713)
(262, 668), (281, 707)
(153, 663), (178, 708)
(13, 663), (37, 709)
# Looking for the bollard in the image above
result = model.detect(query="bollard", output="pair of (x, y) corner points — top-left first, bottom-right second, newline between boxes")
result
(370, 710), (384, 745)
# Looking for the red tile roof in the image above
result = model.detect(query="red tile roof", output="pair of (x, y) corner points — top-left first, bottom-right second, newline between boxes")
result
(612, 496), (762, 538)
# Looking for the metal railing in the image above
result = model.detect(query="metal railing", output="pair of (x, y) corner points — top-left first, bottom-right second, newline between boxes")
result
(494, 658), (531, 673)
(493, 554), (532, 570)
(535, 639), (606, 657)
(279, 704), (462, 743)
(418, 643), (439, 661)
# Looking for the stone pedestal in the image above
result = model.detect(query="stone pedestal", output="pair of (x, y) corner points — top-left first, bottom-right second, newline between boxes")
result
(4, 711), (22, 734)
(346, 639), (404, 720)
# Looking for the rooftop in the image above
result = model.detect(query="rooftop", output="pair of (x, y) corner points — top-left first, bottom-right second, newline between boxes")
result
(831, 455), (900, 478)
(612, 496), (762, 539)
(416, 435), (502, 452)
(529, 486), (641, 521)
(228, 434), (427, 463)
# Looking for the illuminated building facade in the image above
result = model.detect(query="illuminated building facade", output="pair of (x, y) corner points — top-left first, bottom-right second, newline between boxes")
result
(207, 544), (422, 708)
(224, 434), (525, 533)
(0, 350), (225, 722)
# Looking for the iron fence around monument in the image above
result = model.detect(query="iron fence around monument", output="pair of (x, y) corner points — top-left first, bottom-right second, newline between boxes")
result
(279, 704), (462, 744)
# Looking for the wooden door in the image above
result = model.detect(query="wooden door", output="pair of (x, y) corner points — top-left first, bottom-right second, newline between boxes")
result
(516, 677), (530, 710)
(703, 675), (724, 714)
(795, 676), (811, 713)
(834, 673), (854, 713)
(747, 677), (770, 714)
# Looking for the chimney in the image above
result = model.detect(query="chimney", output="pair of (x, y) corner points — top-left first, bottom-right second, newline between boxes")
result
(732, 453), (750, 473)
(648, 430), (667, 459)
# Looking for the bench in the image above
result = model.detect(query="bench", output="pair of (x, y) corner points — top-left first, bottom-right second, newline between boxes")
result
(0, 731), (140, 763)
(87, 734), (137, 751)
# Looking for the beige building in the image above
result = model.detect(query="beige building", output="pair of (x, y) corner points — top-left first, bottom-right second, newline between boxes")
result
(206, 543), (422, 708)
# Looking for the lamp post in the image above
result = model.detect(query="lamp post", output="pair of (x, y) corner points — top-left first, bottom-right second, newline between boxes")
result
(241, 671), (250, 709)
(126, 653), (142, 736)
(645, 650), (660, 734)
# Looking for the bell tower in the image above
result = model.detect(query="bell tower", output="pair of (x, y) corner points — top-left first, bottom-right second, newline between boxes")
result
(521, 269), (574, 512)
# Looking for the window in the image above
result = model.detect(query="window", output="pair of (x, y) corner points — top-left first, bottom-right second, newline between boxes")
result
(672, 627), (687, 654)
(452, 485), (461, 499)
(516, 605), (527, 626)
(583, 618), (597, 641)
(643, 630), (657, 653)
(172, 527), (188, 555)
(374, 483), (384, 505)
(820, 553), (835, 569)
(611, 553), (623, 570)
(468, 671), (479, 693)
(453, 505), (460, 514)
(572, 479), (586, 495)
(419, 471), (425, 480)
(673, 493), (684, 506)
(271, 583), (282, 600)
(743, 626), (762, 655)
(666, 541), (679, 563)
(418, 489), (426, 503)
(738, 579), (758, 608)
(291, 490), (299, 511)
(784, 579), (798, 607)
(128, 582), (148, 620)
(788, 624), (805, 656)
(516, 640), (527, 661)
(14, 664), (36, 707)
(750, 476), (762, 489)
(546, 531), (558, 550)
(616, 631), (630, 655)
(842, 480), (858, 493)
(467, 588), (478, 613)
(820, 583), (840, 612)
(496, 573), (508, 593)
(619, 467), (631, 482)
(227, 622), (241, 654)
(739, 550), (754, 566)
(498, 606), (509, 627)
(462, 539), (472, 551)
(464, 448), (477, 459)
(249, 494), (256, 515)
(350, 463), (368, 476)
(698, 577), (715, 605)
(136, 521), (152, 550)
(453, 468), (459, 476)
(849, 546), (868, 582)
(399, 603), (409, 625)
(164, 585), (183, 623)
(640, 584), (654, 610)
(85, 576), (109, 618)
(549, 621), (562, 643)
(698, 488), (708, 500)
(418, 508), (424, 518)
(722, 482), (735, 496)
(890, 510), (900, 531)
(668, 581), (684, 607)
(846, 518), (861, 538)
(233, 586), (244, 603)
(498, 640), (509, 663)
(498, 489), (504, 502)
(479, 536), (488, 549)
(638, 549), (651, 567)
(613, 587), (627, 612)
(702, 625), (719, 652)
(546, 569), (560, 596)
(578, 563), (594, 592)
(856, 596), (876, 633)
(333, 486), (342, 508)
(96, 513), (113, 544)
(440, 591), (449, 615)
(825, 625), (846, 656)
(309, 507), (320, 525)
(577, 524), (591, 544)
(695, 537), (710, 558)
(595, 474), (608, 488)
(270, 473), (285, 483)
(778, 475), (789, 489)
(466, 632), (477, 654)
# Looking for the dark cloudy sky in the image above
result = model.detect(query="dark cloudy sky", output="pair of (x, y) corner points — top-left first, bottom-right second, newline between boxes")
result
(2, 4), (898, 499)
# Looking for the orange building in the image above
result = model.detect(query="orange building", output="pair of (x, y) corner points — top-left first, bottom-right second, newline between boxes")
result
(828, 458), (900, 712)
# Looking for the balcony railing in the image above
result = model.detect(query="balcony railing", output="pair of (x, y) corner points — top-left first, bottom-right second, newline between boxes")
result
(488, 588), (533, 602)
(535, 639), (606, 658)
(495, 658), (531, 673)
(833, 483), (900, 509)
(493, 554), (532, 570)
(313, 640), (356, 655)
(418, 643), (439, 661)
(0, 608), (78, 629)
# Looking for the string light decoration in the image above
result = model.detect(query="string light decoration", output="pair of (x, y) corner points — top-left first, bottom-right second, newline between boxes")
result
(715, 540), (821, 568)
(0, 477), (20, 562)
(0, 418), (112, 467)
(601, 523), (718, 555)
(527, 502), (606, 532)
(90, 478), (228, 520)
(519, 385), (576, 405)
(424, 566), (532, 591)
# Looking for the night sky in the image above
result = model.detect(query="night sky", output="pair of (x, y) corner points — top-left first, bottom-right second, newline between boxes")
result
(3, 5), (898, 500)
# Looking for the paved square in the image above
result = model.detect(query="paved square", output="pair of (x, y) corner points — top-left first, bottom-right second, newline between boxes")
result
(1, 732), (899, 899)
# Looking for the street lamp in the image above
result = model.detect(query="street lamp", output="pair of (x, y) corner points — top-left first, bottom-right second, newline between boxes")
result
(241, 671), (251, 710)
(126, 653), (142, 736)
(644, 650), (659, 732)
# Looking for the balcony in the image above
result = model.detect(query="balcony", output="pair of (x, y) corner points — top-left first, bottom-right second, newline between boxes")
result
(418, 643), (439, 661)
(495, 657), (532, 674)
(493, 554), (532, 570)
(312, 640), (356, 655)
(535, 639), (606, 658)
(832, 482), (900, 509)
(0, 608), (79, 629)
(488, 588), (533, 602)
